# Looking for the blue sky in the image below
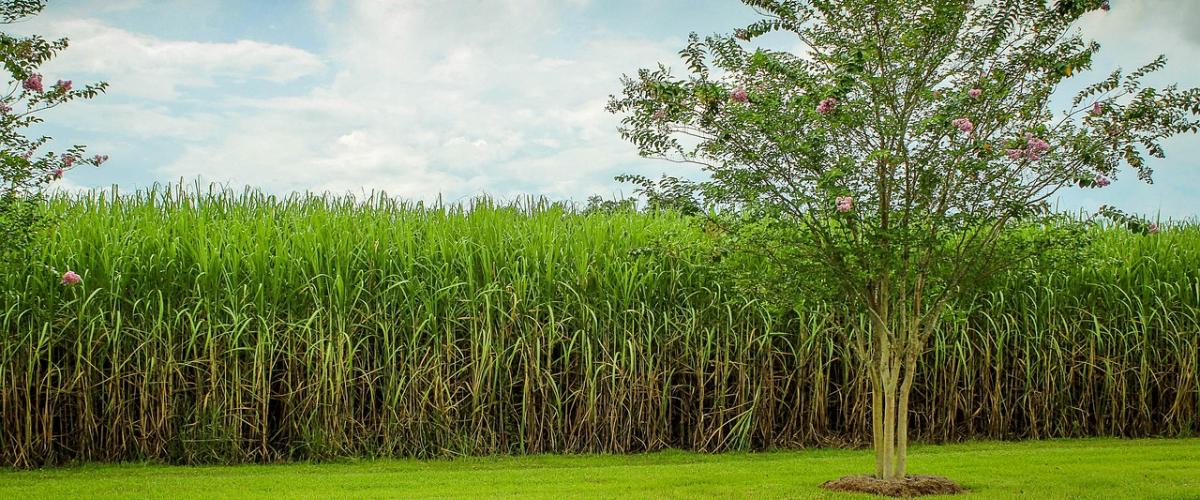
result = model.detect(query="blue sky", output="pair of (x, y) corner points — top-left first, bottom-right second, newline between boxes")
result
(12, 0), (1200, 217)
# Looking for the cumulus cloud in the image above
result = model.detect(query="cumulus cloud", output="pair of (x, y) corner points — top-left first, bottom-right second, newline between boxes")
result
(30, 19), (325, 100)
(15, 0), (1200, 216)
(1051, 1), (1200, 218)
(153, 0), (683, 201)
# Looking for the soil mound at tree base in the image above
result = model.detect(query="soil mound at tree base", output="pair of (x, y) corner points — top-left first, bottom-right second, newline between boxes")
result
(820, 474), (965, 497)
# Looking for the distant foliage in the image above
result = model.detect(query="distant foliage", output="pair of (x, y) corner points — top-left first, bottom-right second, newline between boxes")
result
(0, 188), (1196, 466)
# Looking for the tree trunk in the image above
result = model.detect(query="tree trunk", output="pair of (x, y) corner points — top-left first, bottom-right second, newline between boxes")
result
(864, 281), (927, 481)
(870, 349), (918, 480)
(895, 354), (919, 478)
(871, 370), (885, 478)
(881, 371), (895, 479)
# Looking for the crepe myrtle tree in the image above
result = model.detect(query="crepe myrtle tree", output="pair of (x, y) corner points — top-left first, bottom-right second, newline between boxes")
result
(608, 0), (1199, 481)
(1, 0), (107, 263)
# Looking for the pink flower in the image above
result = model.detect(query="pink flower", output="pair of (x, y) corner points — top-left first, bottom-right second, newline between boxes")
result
(0, 102), (10, 114)
(22, 150), (33, 160)
(1147, 223), (1160, 234)
(835, 196), (853, 213)
(1091, 102), (1103, 115)
(952, 117), (974, 133)
(968, 88), (982, 98)
(1006, 149), (1024, 160)
(62, 154), (75, 167)
(1025, 135), (1050, 161)
(816, 97), (838, 114)
(730, 87), (748, 103)
(56, 80), (72, 92)
(61, 271), (82, 286)
(53, 167), (64, 180)
(23, 74), (43, 93)
(1094, 175), (1110, 187)
(92, 154), (109, 165)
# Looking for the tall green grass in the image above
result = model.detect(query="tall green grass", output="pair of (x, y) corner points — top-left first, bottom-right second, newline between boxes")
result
(1, 185), (1196, 467)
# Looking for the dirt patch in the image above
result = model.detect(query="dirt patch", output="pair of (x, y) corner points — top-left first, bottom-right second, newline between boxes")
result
(820, 475), (965, 497)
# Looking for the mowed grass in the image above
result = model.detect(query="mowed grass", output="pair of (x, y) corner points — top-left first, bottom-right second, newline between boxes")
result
(1, 438), (1197, 499)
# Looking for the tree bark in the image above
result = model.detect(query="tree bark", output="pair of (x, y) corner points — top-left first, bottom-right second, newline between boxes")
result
(881, 367), (896, 479)
(894, 354), (919, 478)
(871, 370), (884, 478)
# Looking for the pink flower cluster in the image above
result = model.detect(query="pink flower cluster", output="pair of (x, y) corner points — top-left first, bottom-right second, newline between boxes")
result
(62, 154), (75, 167)
(816, 97), (837, 114)
(56, 80), (72, 92)
(53, 167), (64, 180)
(1005, 135), (1051, 161)
(1025, 135), (1050, 160)
(1094, 175), (1111, 187)
(952, 117), (974, 134)
(730, 87), (748, 103)
(93, 154), (109, 165)
(0, 102), (9, 114)
(968, 88), (982, 98)
(835, 196), (853, 213)
(61, 271), (82, 286)
(23, 74), (43, 93)
(1091, 102), (1103, 116)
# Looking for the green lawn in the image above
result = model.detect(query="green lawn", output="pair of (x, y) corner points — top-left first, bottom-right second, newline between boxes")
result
(2, 438), (1197, 499)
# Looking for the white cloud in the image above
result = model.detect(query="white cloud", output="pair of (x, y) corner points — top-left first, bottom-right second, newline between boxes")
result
(26, 0), (1197, 214)
(47, 176), (98, 195)
(152, 0), (682, 201)
(46, 103), (223, 140)
(1076, 2), (1200, 69)
(31, 19), (325, 100)
(1052, 2), (1200, 218)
